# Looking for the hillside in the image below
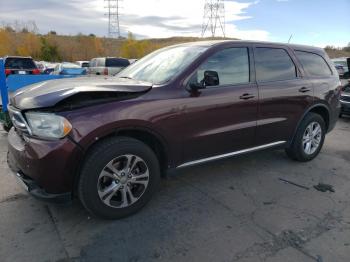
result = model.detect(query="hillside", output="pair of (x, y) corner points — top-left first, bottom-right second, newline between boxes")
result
(0, 28), (348, 62)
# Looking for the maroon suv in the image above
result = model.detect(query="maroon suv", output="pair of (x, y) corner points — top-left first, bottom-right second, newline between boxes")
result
(7, 41), (341, 219)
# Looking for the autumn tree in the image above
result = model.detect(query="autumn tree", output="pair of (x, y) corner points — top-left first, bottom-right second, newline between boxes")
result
(120, 32), (160, 58)
(0, 29), (13, 56)
(16, 33), (41, 57)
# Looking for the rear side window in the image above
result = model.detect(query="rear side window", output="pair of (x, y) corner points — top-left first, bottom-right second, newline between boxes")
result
(106, 58), (130, 67)
(295, 51), (332, 77)
(255, 48), (297, 82)
(5, 58), (36, 69)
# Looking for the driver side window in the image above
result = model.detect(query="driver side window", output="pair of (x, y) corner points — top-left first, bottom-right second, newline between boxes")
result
(194, 47), (250, 88)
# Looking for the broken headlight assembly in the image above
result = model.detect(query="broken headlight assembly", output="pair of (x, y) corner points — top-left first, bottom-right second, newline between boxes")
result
(25, 112), (72, 139)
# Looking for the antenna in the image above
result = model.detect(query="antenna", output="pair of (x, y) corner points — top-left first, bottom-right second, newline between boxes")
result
(201, 0), (226, 38)
(105, 0), (122, 38)
(288, 34), (293, 43)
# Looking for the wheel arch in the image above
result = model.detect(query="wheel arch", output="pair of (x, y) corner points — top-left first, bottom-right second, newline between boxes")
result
(288, 103), (330, 146)
(72, 126), (170, 197)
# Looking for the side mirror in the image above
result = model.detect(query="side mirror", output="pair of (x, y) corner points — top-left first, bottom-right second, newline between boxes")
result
(189, 82), (205, 92)
(204, 70), (219, 86)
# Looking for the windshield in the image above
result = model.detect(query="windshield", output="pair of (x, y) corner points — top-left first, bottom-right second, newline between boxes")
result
(117, 45), (208, 84)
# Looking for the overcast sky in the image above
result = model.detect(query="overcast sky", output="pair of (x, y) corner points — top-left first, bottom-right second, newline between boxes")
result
(0, 0), (349, 47)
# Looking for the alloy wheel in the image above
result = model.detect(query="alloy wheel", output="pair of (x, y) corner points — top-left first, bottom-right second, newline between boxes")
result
(97, 154), (149, 208)
(302, 122), (322, 155)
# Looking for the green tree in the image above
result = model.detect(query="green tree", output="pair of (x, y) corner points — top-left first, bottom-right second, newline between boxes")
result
(40, 37), (61, 61)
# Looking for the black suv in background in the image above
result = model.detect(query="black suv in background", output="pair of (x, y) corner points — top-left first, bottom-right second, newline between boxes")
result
(4, 56), (40, 76)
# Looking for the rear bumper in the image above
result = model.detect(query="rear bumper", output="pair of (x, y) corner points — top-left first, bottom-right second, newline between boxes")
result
(13, 172), (71, 203)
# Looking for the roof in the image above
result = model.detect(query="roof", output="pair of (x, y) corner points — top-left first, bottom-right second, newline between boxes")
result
(4, 56), (33, 59)
(174, 40), (325, 53)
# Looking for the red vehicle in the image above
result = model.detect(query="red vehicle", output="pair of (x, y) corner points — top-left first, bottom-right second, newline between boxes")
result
(7, 41), (341, 219)
(4, 56), (40, 76)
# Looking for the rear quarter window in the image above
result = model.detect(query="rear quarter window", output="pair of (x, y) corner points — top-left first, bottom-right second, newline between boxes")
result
(5, 58), (37, 69)
(295, 51), (332, 77)
(106, 58), (130, 67)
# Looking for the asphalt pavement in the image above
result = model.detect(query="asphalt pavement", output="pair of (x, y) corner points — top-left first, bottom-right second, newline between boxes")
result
(1, 117), (350, 262)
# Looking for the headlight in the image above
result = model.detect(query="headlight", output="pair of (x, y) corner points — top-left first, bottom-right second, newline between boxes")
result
(25, 112), (72, 139)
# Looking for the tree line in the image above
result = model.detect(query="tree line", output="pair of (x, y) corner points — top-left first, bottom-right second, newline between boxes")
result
(1, 22), (348, 62)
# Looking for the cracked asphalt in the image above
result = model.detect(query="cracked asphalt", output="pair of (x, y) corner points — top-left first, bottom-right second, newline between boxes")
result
(1, 117), (350, 262)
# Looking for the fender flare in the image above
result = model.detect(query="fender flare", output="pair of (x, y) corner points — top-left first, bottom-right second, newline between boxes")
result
(288, 103), (330, 147)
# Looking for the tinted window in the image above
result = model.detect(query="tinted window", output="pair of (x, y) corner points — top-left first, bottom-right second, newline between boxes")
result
(106, 58), (130, 67)
(255, 48), (296, 82)
(295, 51), (332, 77)
(195, 48), (250, 87)
(5, 58), (36, 69)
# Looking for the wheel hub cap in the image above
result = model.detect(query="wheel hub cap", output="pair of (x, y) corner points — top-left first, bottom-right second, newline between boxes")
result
(97, 154), (150, 208)
(302, 122), (322, 155)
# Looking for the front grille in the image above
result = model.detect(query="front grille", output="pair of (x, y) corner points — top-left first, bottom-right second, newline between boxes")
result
(7, 106), (31, 134)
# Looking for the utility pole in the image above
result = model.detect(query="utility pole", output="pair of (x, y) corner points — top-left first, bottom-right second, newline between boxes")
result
(105, 0), (122, 38)
(201, 0), (226, 38)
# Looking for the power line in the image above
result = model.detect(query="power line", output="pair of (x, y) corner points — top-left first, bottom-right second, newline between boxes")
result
(104, 0), (122, 38)
(201, 0), (226, 38)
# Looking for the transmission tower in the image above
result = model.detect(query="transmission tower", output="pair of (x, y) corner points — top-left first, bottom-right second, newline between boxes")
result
(201, 0), (226, 38)
(105, 0), (122, 38)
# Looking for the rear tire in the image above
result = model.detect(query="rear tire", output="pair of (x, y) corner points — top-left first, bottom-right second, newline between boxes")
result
(285, 113), (326, 162)
(78, 137), (160, 219)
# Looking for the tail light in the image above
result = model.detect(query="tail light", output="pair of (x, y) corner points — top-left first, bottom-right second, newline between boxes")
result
(32, 69), (41, 75)
(5, 69), (11, 75)
(103, 68), (108, 75)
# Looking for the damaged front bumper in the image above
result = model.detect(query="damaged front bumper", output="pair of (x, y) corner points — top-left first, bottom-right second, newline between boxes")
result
(13, 172), (71, 203)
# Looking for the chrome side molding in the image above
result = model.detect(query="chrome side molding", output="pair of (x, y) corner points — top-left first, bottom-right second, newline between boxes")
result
(177, 141), (286, 168)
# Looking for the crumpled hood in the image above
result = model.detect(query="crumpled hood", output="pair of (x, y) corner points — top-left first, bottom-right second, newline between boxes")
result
(10, 76), (152, 110)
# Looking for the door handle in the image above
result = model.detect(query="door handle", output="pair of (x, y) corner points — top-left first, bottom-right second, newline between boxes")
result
(239, 93), (255, 100)
(299, 87), (311, 93)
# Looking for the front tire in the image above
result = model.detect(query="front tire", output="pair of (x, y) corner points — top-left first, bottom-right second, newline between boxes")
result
(78, 137), (160, 219)
(285, 113), (326, 162)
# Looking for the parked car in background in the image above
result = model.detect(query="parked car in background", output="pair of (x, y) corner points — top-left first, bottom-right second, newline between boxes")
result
(3, 56), (40, 76)
(51, 62), (87, 75)
(332, 58), (349, 77)
(35, 61), (46, 74)
(75, 61), (90, 68)
(340, 71), (350, 117)
(7, 41), (341, 219)
(88, 57), (130, 76)
(334, 65), (345, 77)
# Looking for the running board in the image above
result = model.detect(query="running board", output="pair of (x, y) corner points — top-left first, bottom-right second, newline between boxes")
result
(177, 141), (286, 168)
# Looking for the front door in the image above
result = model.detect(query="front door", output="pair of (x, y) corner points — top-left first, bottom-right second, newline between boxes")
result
(179, 46), (258, 164)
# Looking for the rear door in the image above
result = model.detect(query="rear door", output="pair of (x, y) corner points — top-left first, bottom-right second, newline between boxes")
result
(180, 45), (258, 163)
(253, 45), (314, 145)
